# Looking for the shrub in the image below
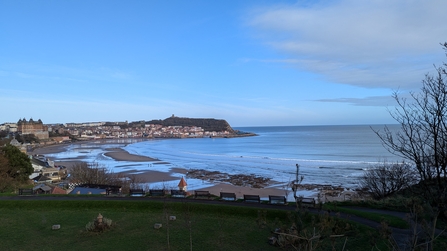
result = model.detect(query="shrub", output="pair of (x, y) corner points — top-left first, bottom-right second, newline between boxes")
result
(85, 213), (113, 232)
(359, 161), (417, 200)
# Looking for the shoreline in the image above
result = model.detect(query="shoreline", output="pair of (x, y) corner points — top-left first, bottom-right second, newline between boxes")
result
(29, 141), (361, 202)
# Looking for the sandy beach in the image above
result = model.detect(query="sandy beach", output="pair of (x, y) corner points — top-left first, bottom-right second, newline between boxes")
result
(103, 148), (160, 162)
(30, 141), (357, 201)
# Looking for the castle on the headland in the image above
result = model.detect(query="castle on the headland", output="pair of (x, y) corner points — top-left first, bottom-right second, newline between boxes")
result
(17, 118), (49, 140)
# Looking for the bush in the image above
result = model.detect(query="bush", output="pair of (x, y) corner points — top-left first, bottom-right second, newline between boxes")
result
(85, 213), (113, 232)
(359, 161), (417, 199)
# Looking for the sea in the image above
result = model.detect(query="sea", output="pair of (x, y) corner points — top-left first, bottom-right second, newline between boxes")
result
(46, 124), (403, 190)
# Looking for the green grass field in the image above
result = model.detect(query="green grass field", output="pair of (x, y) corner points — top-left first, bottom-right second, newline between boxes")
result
(0, 199), (384, 251)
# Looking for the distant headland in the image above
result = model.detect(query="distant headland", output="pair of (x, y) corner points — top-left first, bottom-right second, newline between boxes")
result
(143, 115), (256, 138)
(146, 115), (235, 133)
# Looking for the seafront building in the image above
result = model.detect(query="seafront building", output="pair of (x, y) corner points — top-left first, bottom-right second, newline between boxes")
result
(59, 123), (227, 139)
(17, 118), (49, 140)
(1, 118), (233, 147)
(0, 122), (18, 132)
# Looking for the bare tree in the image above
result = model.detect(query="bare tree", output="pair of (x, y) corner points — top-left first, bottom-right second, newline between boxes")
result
(69, 162), (120, 185)
(374, 43), (447, 222)
(127, 174), (145, 190)
(373, 44), (447, 251)
(359, 161), (417, 199)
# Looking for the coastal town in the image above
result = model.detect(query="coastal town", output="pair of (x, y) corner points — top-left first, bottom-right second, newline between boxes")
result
(0, 117), (356, 201)
(0, 116), (248, 150)
(0, 116), (268, 195)
(0, 115), (270, 196)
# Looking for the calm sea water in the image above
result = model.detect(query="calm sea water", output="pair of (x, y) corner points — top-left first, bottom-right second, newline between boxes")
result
(120, 124), (402, 188)
(46, 125), (402, 188)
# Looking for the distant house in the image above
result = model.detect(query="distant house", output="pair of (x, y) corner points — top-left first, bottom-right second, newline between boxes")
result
(31, 168), (61, 183)
(10, 138), (21, 147)
(33, 184), (52, 194)
(8, 138), (28, 153)
(33, 184), (67, 194)
(31, 155), (55, 167)
(41, 167), (61, 182)
(51, 186), (66, 194)
(29, 154), (65, 183)
(33, 174), (52, 184)
(50, 136), (70, 143)
(29, 172), (41, 180)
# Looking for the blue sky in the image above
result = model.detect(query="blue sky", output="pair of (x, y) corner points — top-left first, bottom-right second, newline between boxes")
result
(1, 0), (446, 127)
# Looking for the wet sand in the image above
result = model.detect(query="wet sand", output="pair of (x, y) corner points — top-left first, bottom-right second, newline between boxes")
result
(30, 142), (355, 201)
(103, 148), (160, 162)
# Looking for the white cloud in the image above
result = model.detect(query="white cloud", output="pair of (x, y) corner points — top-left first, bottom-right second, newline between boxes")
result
(316, 95), (397, 107)
(248, 0), (447, 89)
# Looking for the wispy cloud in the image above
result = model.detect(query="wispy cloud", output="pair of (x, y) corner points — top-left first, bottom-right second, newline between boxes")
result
(316, 95), (397, 107)
(1, 63), (136, 85)
(248, 0), (447, 90)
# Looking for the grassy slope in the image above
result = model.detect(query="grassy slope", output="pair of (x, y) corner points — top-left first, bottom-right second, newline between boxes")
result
(0, 200), (381, 251)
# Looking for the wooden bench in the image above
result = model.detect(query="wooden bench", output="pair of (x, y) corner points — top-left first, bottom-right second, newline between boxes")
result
(129, 189), (145, 197)
(220, 192), (236, 201)
(106, 187), (121, 196)
(19, 188), (34, 196)
(194, 190), (211, 199)
(149, 189), (165, 197)
(269, 195), (286, 205)
(296, 197), (316, 207)
(243, 194), (260, 203)
(170, 190), (187, 198)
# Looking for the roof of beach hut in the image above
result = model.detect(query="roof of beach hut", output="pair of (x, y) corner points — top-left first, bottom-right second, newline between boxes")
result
(178, 177), (187, 188)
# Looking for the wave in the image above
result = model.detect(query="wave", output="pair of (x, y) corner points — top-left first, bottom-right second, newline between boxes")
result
(318, 166), (365, 171)
(117, 127), (402, 187)
(132, 145), (380, 169)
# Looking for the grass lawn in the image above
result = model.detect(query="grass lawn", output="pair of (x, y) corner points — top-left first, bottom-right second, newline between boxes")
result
(0, 199), (383, 251)
(323, 203), (410, 229)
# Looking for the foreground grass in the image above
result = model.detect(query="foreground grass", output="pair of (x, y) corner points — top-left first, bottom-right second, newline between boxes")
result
(1, 200), (269, 251)
(0, 199), (385, 251)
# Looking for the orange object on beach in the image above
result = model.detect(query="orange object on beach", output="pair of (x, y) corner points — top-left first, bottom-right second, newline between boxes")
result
(178, 177), (187, 191)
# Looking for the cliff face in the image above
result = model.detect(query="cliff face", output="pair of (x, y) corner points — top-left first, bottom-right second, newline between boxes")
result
(147, 117), (235, 133)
